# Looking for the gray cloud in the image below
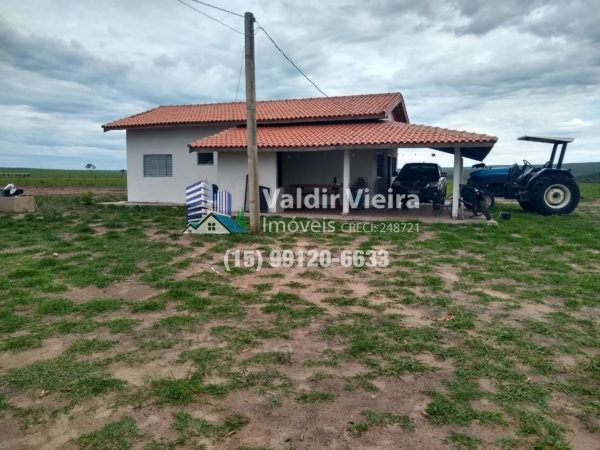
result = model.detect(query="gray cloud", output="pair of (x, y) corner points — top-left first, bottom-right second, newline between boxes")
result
(0, 0), (598, 169)
(0, 18), (130, 90)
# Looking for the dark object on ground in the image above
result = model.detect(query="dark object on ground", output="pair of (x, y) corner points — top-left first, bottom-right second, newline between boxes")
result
(3, 184), (24, 197)
(351, 177), (369, 209)
(467, 136), (580, 215)
(500, 212), (512, 220)
(391, 163), (447, 209)
(460, 184), (492, 220)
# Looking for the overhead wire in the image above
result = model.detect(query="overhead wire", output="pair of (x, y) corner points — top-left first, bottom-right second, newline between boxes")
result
(175, 1), (357, 115)
(255, 23), (330, 98)
(234, 46), (245, 101)
(187, 0), (244, 17)
(174, 0), (244, 34)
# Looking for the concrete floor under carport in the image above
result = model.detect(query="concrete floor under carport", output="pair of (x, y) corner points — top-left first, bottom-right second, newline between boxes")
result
(272, 203), (496, 224)
(275, 145), (493, 220)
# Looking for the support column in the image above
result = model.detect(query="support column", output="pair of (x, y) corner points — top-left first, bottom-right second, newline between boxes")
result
(452, 146), (463, 219)
(342, 149), (350, 215)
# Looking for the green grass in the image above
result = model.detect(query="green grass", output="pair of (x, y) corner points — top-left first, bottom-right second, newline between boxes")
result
(445, 431), (483, 450)
(0, 189), (599, 448)
(348, 410), (413, 436)
(155, 315), (197, 332)
(54, 318), (99, 334)
(36, 298), (76, 315)
(130, 298), (166, 313)
(152, 376), (200, 405)
(0, 167), (126, 188)
(104, 319), (138, 334)
(242, 351), (293, 366)
(80, 299), (123, 315)
(425, 390), (504, 426)
(172, 411), (249, 441)
(295, 390), (336, 403)
(0, 310), (27, 333)
(67, 338), (116, 355)
(76, 416), (141, 449)
(1, 334), (42, 352)
(1, 356), (123, 400)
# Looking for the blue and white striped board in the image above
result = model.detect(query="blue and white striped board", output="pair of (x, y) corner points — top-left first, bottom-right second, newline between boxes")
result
(186, 181), (213, 224)
(215, 190), (232, 216)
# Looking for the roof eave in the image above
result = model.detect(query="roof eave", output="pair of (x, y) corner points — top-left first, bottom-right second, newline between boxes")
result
(189, 141), (496, 153)
(102, 113), (388, 132)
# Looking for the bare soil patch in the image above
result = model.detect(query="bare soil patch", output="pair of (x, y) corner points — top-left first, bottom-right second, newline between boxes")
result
(62, 279), (163, 303)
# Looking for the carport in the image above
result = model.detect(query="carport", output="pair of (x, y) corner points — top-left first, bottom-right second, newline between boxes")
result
(189, 121), (497, 219)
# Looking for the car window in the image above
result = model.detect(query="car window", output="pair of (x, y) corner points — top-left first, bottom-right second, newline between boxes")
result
(399, 165), (440, 181)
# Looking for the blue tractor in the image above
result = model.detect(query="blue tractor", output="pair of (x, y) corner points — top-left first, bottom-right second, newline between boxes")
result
(467, 136), (580, 215)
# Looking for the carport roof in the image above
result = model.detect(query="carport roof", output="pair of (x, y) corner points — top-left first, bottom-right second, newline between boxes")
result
(188, 121), (498, 161)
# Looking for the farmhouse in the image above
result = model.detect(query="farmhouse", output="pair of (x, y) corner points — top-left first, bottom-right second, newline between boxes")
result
(103, 92), (497, 217)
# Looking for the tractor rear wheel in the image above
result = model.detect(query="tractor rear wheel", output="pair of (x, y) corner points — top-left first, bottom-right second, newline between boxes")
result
(530, 175), (580, 215)
(518, 200), (536, 212)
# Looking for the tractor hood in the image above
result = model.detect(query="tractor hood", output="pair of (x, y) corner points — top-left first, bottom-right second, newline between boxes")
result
(469, 166), (511, 181)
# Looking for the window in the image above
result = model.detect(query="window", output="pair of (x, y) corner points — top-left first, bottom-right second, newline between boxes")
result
(197, 152), (214, 165)
(143, 154), (172, 177)
(208, 222), (216, 231)
(376, 153), (385, 178)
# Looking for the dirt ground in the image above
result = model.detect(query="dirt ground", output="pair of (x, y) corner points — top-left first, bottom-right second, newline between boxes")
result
(0, 203), (598, 449)
(20, 186), (126, 196)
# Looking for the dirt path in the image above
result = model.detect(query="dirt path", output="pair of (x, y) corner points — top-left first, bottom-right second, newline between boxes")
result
(20, 186), (126, 195)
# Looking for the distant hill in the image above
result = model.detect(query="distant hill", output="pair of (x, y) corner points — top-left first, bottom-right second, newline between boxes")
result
(579, 172), (600, 183)
(442, 162), (600, 181)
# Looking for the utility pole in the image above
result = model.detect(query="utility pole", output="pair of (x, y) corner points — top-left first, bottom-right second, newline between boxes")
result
(245, 12), (260, 233)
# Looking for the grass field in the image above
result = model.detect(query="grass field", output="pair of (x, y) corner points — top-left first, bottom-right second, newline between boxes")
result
(0, 187), (598, 449)
(0, 168), (126, 188)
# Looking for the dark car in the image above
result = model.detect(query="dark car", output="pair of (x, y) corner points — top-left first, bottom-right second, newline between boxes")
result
(391, 163), (447, 208)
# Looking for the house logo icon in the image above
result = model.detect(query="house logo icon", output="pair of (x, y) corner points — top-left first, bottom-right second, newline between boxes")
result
(183, 211), (246, 234)
(183, 181), (246, 234)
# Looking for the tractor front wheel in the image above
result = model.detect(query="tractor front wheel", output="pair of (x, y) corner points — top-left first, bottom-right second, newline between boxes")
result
(482, 192), (495, 210)
(530, 175), (580, 215)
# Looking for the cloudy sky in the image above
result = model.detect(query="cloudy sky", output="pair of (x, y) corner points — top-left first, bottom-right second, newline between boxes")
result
(1, 0), (598, 169)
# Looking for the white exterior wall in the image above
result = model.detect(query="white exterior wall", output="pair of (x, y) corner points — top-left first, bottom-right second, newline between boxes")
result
(125, 124), (396, 208)
(126, 125), (227, 203)
(217, 152), (278, 213)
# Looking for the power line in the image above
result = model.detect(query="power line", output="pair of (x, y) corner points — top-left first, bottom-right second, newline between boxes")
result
(173, 1), (336, 99)
(255, 23), (360, 117)
(255, 24), (330, 98)
(235, 46), (244, 101)
(175, 0), (244, 34)
(188, 0), (244, 17)
(174, 3), (353, 113)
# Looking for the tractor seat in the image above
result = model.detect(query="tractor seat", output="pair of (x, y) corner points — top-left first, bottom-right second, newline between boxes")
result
(507, 164), (523, 184)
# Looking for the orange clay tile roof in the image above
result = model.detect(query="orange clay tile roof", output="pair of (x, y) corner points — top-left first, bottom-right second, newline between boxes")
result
(190, 121), (496, 147)
(102, 93), (407, 130)
(189, 122), (497, 161)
